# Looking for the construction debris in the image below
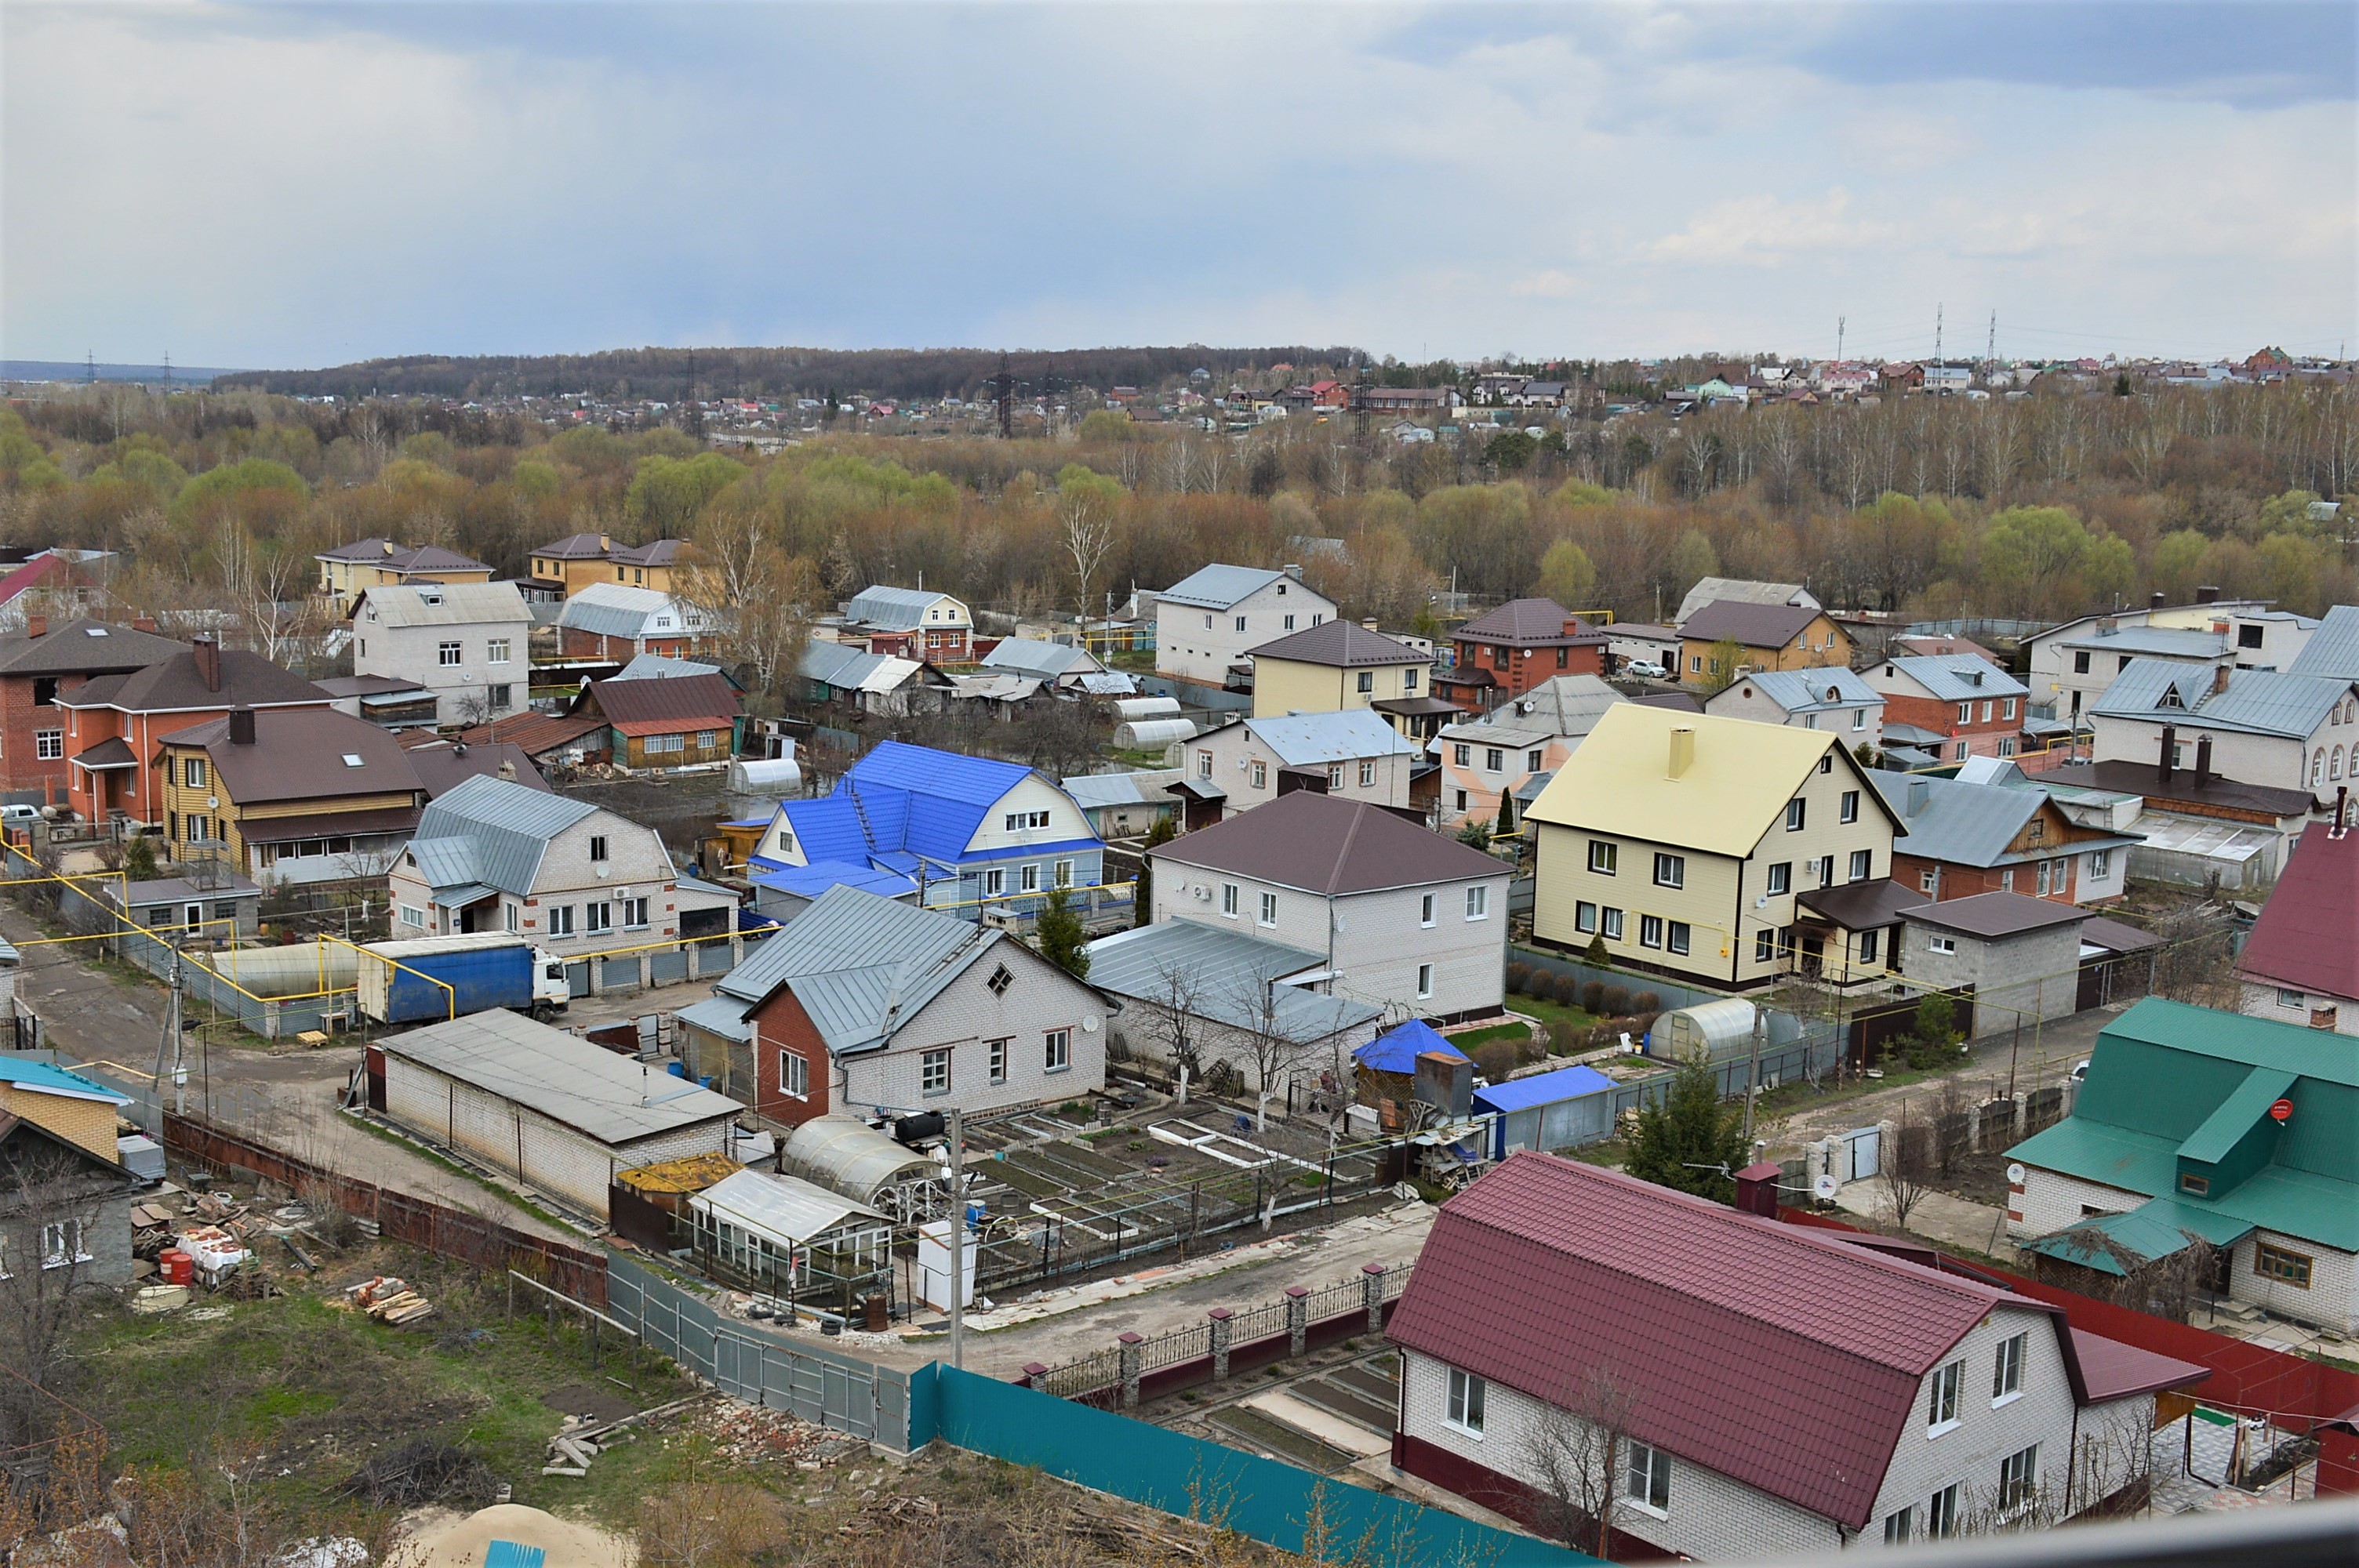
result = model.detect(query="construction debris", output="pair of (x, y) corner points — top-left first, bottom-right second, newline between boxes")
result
(335, 1441), (500, 1508)
(345, 1276), (434, 1325)
(688, 1399), (863, 1468)
(837, 1496), (940, 1537)
(537, 1394), (709, 1478)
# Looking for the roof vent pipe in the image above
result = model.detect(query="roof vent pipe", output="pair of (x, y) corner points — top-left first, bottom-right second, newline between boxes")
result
(1667, 726), (1695, 780)
(2194, 735), (2213, 788)
(2158, 724), (2176, 783)
(1906, 779), (1929, 816)
(227, 706), (256, 746)
(2333, 785), (2347, 839)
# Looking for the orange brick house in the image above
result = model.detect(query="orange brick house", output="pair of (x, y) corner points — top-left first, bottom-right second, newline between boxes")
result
(0, 617), (188, 808)
(1435, 599), (1608, 713)
(1862, 654), (2032, 764)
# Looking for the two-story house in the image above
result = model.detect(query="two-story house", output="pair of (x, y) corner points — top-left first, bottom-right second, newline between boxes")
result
(2234, 804), (2357, 1036)
(1144, 790), (1510, 1023)
(840, 586), (974, 662)
(54, 637), (333, 824)
(1154, 564), (1334, 688)
(527, 532), (689, 598)
(675, 884), (1109, 1127)
(1672, 575), (1820, 625)
(1702, 666), (1884, 753)
(0, 617), (186, 808)
(1863, 654), (2031, 762)
(556, 583), (718, 661)
(314, 539), (493, 616)
(155, 706), (426, 885)
(387, 773), (736, 952)
(1872, 769), (2138, 905)
(1430, 673), (1626, 825)
(2027, 598), (2314, 722)
(2088, 659), (2359, 800)
(1677, 600), (1853, 687)
(1434, 598), (1608, 714)
(1390, 1153), (2207, 1559)
(351, 583), (532, 728)
(1526, 705), (1903, 989)
(1183, 710), (1417, 818)
(1245, 620), (1434, 728)
(747, 740), (1103, 916)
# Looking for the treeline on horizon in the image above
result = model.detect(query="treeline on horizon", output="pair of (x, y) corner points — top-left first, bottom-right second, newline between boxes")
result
(0, 377), (2352, 695)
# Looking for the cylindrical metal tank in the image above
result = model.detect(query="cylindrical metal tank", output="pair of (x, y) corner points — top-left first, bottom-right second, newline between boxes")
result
(1110, 696), (1182, 722)
(199, 940), (358, 998)
(779, 1115), (942, 1219)
(1113, 717), (1198, 748)
(726, 757), (805, 796)
(1648, 997), (1758, 1060)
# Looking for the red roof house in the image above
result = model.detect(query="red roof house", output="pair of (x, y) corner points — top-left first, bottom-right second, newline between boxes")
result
(2236, 806), (2359, 1036)
(1386, 1153), (2204, 1556)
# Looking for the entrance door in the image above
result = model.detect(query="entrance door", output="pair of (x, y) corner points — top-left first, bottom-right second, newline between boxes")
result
(184, 903), (204, 931)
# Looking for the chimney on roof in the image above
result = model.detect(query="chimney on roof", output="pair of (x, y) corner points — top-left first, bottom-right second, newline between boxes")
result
(2211, 664), (2232, 699)
(2312, 1005), (2341, 1031)
(2195, 584), (2221, 604)
(380, 540), (396, 557)
(1667, 725), (1696, 780)
(132, 615), (156, 633)
(227, 705), (256, 746)
(2157, 724), (2176, 783)
(192, 634), (222, 692)
(23, 614), (44, 639)
(599, 535), (610, 553)
(2194, 735), (2212, 787)
(1363, 619), (1378, 631)
(1906, 779), (1929, 816)
(2333, 786), (2348, 839)
(497, 758), (517, 782)
(1282, 563), (1303, 581)
(2150, 591), (2167, 611)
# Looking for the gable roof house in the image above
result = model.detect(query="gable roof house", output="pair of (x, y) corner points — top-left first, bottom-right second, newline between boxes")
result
(556, 583), (718, 662)
(838, 586), (974, 662)
(1677, 599), (1853, 689)
(0, 1101), (144, 1289)
(1435, 598), (1608, 715)
(1870, 771), (2139, 906)
(1245, 619), (1442, 737)
(0, 616), (188, 807)
(54, 636), (333, 826)
(156, 707), (429, 887)
(746, 740), (1104, 921)
(2028, 599), (2318, 723)
(1863, 654), (2031, 763)
(1703, 666), (1885, 752)
(798, 640), (937, 717)
(387, 773), (736, 953)
(1390, 1152), (2205, 1559)
(1673, 575), (1821, 626)
(1154, 564), (1335, 689)
(978, 637), (1108, 690)
(1527, 705), (1905, 990)
(1183, 710), (1419, 818)
(572, 671), (743, 769)
(677, 884), (1109, 1127)
(1145, 790), (1510, 1024)
(1430, 673), (1627, 826)
(2088, 659), (2359, 802)
(314, 539), (493, 616)
(2009, 999), (2359, 1334)
(528, 532), (690, 598)
(351, 582), (533, 728)
(2234, 804), (2358, 1036)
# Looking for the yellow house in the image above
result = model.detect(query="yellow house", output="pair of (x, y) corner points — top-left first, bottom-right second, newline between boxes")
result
(156, 707), (426, 884)
(1677, 600), (1854, 687)
(314, 539), (493, 615)
(0, 1057), (133, 1162)
(1525, 705), (1904, 990)
(1247, 620), (1439, 737)
(529, 532), (685, 597)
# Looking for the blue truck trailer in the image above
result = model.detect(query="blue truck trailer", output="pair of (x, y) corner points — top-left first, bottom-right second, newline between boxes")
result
(356, 934), (571, 1024)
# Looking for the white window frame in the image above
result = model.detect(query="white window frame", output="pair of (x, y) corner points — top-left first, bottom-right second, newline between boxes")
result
(1623, 1440), (1670, 1518)
(1928, 934), (1957, 955)
(2277, 987), (2306, 1009)
(1420, 893), (1436, 928)
(1638, 913), (1663, 949)
(1997, 1444), (2040, 1516)
(1258, 891), (1278, 927)
(1220, 882), (1239, 917)
(984, 867), (1006, 898)
(1445, 1367), (1485, 1436)
(40, 1218), (90, 1269)
(1652, 852), (1684, 888)
(1884, 1506), (1914, 1544)
(1840, 789), (1859, 823)
(1786, 798), (1806, 832)
(1587, 840), (1617, 875)
(1600, 906), (1624, 940)
(1766, 862), (1791, 895)
(780, 1050), (809, 1099)
(399, 904), (427, 928)
(438, 640), (463, 667)
(1359, 760), (1376, 787)
(1044, 1029), (1070, 1073)
(35, 730), (62, 760)
(1667, 920), (1690, 956)
(1927, 1483), (1959, 1539)
(988, 1038), (1009, 1085)
(584, 902), (612, 935)
(1576, 901), (1598, 934)
(1928, 1359), (1964, 1435)
(623, 895), (649, 930)
(486, 637), (511, 663)
(547, 904), (575, 937)
(1250, 760), (1267, 789)
(1464, 885), (1488, 920)
(1849, 848), (1871, 883)
(1993, 1331), (2026, 1403)
(1416, 963), (1434, 1000)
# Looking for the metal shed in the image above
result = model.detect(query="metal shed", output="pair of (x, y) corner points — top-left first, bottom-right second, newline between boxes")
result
(778, 1114), (943, 1220)
(1473, 1063), (1618, 1160)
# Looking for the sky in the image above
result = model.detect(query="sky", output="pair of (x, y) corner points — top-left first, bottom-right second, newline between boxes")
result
(4, 1), (2354, 371)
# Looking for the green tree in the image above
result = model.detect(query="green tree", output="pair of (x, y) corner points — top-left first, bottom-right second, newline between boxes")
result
(624, 452), (747, 533)
(1583, 935), (1611, 967)
(1537, 539), (1597, 608)
(2151, 529), (2210, 602)
(1666, 528), (1718, 602)
(1980, 505), (2101, 612)
(1456, 818), (1493, 851)
(169, 458), (308, 523)
(1702, 636), (1743, 694)
(1034, 884), (1090, 981)
(1485, 430), (1538, 474)
(2257, 488), (2328, 539)
(1133, 815), (1176, 929)
(1626, 1052), (1748, 1203)
(122, 833), (160, 884)
(1078, 408), (1138, 443)
(1494, 786), (1516, 839)
(1549, 477), (1616, 509)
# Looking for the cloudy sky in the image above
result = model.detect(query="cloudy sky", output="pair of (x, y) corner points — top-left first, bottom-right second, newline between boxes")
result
(5, 1), (2354, 370)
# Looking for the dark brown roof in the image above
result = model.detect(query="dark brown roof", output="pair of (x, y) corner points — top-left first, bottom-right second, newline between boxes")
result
(2080, 915), (2164, 956)
(234, 806), (423, 843)
(1678, 598), (1826, 648)
(2237, 822), (2359, 1000)
(456, 711), (608, 759)
(71, 737), (138, 769)
(63, 648), (333, 714)
(2068, 1327), (2212, 1403)
(1631, 691), (1704, 713)
(1454, 597), (1603, 646)
(405, 742), (550, 799)
(609, 538), (685, 568)
(159, 709), (423, 807)
(318, 538), (488, 572)
(1903, 889), (2087, 939)
(313, 673), (427, 699)
(2041, 760), (2318, 819)
(581, 673), (742, 726)
(1244, 619), (1428, 668)
(533, 532), (611, 560)
(0, 619), (187, 678)
(1150, 789), (1504, 894)
(1797, 877), (1924, 931)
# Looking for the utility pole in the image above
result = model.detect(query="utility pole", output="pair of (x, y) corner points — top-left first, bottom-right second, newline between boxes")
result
(1836, 315), (1845, 363)
(1739, 1003), (1768, 1145)
(1986, 310), (1997, 372)
(148, 938), (185, 1133)
(946, 1103), (965, 1370)
(1933, 303), (1944, 367)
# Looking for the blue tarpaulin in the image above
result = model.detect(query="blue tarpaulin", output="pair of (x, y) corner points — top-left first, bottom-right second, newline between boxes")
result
(1351, 1018), (1469, 1075)
(1472, 1062), (1615, 1112)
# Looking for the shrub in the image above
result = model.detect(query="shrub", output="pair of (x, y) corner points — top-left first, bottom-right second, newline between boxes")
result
(1579, 981), (1607, 1015)
(1470, 1040), (1521, 1083)
(1583, 935), (1611, 967)
(1603, 985), (1632, 1016)
(1555, 973), (1586, 1007)
(1505, 961), (1531, 995)
(1634, 991), (1661, 1013)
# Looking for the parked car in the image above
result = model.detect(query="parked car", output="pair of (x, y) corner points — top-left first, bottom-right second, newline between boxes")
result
(1624, 661), (1668, 681)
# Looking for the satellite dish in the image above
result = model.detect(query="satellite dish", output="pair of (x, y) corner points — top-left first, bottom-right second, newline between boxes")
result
(1082, 1014), (1100, 1033)
(1813, 1174), (1841, 1202)
(2006, 1163), (2026, 1184)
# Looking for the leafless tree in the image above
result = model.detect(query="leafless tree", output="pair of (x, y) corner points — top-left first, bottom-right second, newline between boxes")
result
(1136, 960), (1206, 1089)
(1223, 971), (1318, 1131)
(0, 1138), (120, 1447)
(1521, 1363), (1642, 1559)
(1877, 1098), (1936, 1231)
(675, 506), (816, 700)
(1059, 485), (1120, 632)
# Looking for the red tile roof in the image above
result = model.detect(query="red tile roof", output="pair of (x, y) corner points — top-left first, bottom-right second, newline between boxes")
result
(2237, 822), (2359, 1001)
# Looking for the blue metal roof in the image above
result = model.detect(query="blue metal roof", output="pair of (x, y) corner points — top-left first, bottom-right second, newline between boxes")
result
(0, 1057), (133, 1104)
(1473, 1062), (1615, 1112)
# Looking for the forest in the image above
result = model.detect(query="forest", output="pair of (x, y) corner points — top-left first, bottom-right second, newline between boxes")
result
(1, 376), (2351, 699)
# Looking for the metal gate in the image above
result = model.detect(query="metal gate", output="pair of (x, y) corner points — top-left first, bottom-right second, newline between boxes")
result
(1841, 1125), (1881, 1181)
(565, 960), (593, 998)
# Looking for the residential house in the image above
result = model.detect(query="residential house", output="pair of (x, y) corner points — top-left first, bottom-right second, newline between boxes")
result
(453, 711), (612, 771)
(798, 641), (935, 717)
(1677, 601), (1854, 687)
(0, 1105), (141, 1290)
(351, 582), (532, 728)
(0, 1056), (135, 1165)
(1145, 790), (1510, 1024)
(2027, 599), (2312, 721)
(314, 539), (493, 615)
(55, 636), (333, 824)
(1430, 673), (1625, 826)
(1603, 622), (1680, 673)
(1154, 564), (1334, 688)
(2088, 660), (2359, 800)
(1703, 666), (1885, 753)
(556, 583), (718, 661)
(1872, 770), (2137, 904)
(2284, 602), (2359, 681)
(314, 673), (440, 731)
(1390, 1152), (2205, 1559)
(0, 551), (115, 634)
(1526, 705), (1903, 989)
(2038, 757), (2317, 892)
(387, 773), (736, 950)
(572, 672), (742, 768)
(2009, 999), (2359, 1335)
(680, 884), (1108, 1127)
(747, 740), (1103, 917)
(0, 617), (187, 808)
(1672, 575), (1821, 626)
(837, 586), (975, 662)
(1183, 710), (1418, 818)
(527, 532), (689, 598)
(108, 871), (264, 941)
(1892, 633), (1998, 661)
(1434, 598), (1607, 714)
(2234, 805), (2357, 1036)
(1058, 768), (1180, 839)
(1900, 891), (2090, 1025)
(400, 736), (549, 798)
(1245, 620), (1438, 730)
(978, 638), (1111, 692)
(156, 707), (427, 885)
(1863, 654), (2031, 762)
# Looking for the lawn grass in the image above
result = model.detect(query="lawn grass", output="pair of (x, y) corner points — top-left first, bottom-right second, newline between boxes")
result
(1445, 1020), (1531, 1052)
(1503, 994), (1601, 1047)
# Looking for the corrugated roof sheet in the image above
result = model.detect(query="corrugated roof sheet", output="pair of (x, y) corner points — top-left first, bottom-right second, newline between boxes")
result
(845, 585), (957, 628)
(558, 583), (703, 639)
(1437, 673), (1623, 743)
(1674, 577), (1812, 624)
(613, 653), (732, 683)
(1150, 789), (1507, 895)
(1158, 564), (1289, 611)
(1060, 769), (1183, 811)
(980, 639), (1093, 679)
(689, 1168), (885, 1245)
(354, 582), (531, 628)
(2054, 625), (2225, 658)
(0, 1057), (133, 1104)
(1085, 918), (1379, 1044)
(406, 775), (597, 895)
(1877, 653), (2029, 702)
(1247, 619), (1427, 668)
(1227, 710), (1417, 768)
(2089, 658), (2354, 740)
(379, 1010), (740, 1146)
(1870, 771), (2042, 866)
(2235, 822), (2359, 1002)
(2285, 604), (2359, 680)
(1453, 598), (1604, 645)
(583, 672), (741, 727)
(1717, 666), (1881, 715)
(801, 641), (920, 693)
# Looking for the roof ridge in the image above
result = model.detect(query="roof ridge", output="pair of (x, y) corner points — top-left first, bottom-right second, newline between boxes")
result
(1327, 800), (1367, 895)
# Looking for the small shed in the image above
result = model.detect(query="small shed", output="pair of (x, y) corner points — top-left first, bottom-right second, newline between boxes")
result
(1901, 891), (2088, 1025)
(610, 1151), (743, 1250)
(687, 1168), (892, 1304)
(110, 873), (264, 942)
(1474, 1062), (1616, 1160)
(778, 1114), (943, 1220)
(376, 1010), (742, 1219)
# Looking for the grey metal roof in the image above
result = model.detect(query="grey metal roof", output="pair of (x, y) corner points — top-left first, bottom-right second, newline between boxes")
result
(845, 585), (956, 628)
(1084, 918), (1380, 1044)
(406, 775), (598, 895)
(689, 1169), (885, 1245)
(1870, 773), (2044, 867)
(1219, 710), (1416, 768)
(674, 996), (754, 1044)
(2052, 625), (2223, 659)
(2088, 659), (2355, 740)
(801, 641), (918, 692)
(1060, 768), (1183, 810)
(1717, 666), (1881, 715)
(1877, 654), (2029, 702)
(378, 1009), (741, 1147)
(614, 653), (728, 682)
(980, 638), (1092, 679)
(558, 583), (700, 639)
(1439, 673), (1625, 744)
(2286, 605), (2359, 681)
(355, 582), (530, 628)
(1158, 564), (1289, 610)
(1675, 577), (1814, 625)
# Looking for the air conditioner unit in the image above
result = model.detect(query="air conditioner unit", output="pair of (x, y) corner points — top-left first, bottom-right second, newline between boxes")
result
(1194, 886), (1211, 901)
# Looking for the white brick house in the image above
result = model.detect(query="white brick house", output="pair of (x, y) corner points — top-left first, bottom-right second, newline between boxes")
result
(351, 582), (532, 727)
(1185, 710), (1417, 818)
(1154, 564), (1334, 687)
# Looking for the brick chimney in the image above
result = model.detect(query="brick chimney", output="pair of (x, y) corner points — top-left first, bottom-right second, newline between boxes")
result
(131, 615), (156, 633)
(2211, 664), (2232, 699)
(227, 705), (256, 746)
(2194, 584), (2221, 604)
(24, 614), (44, 639)
(2157, 724), (2176, 783)
(192, 634), (222, 692)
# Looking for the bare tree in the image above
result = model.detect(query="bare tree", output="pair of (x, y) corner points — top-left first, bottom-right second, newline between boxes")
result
(675, 506), (816, 700)
(1223, 971), (1317, 1131)
(1521, 1364), (1642, 1558)
(0, 1137), (121, 1447)
(1058, 480), (1121, 632)
(1138, 960), (1206, 1091)
(1877, 1098), (1936, 1231)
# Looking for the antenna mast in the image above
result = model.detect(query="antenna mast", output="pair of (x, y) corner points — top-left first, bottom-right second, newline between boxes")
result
(1836, 315), (1845, 363)
(1986, 310), (1997, 370)
(1934, 303), (1943, 365)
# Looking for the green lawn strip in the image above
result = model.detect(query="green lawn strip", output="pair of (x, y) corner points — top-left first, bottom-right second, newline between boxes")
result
(1444, 1021), (1530, 1052)
(1503, 996), (1601, 1043)
(340, 1111), (579, 1232)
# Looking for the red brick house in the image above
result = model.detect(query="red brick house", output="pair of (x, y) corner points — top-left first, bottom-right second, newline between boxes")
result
(0, 617), (187, 807)
(1435, 599), (1608, 713)
(1863, 654), (2031, 762)
(1872, 771), (2138, 905)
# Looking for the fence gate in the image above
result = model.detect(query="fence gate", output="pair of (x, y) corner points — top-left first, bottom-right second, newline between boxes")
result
(1841, 1125), (1881, 1181)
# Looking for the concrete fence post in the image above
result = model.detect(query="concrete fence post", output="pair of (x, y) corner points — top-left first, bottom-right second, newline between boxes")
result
(1285, 1286), (1310, 1356)
(1020, 1361), (1049, 1392)
(1209, 1308), (1234, 1379)
(638, 953), (652, 990)
(1118, 1332), (1144, 1407)
(1361, 1263), (1386, 1334)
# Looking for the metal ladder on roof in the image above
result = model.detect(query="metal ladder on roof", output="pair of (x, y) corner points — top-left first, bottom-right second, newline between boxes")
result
(845, 776), (879, 850)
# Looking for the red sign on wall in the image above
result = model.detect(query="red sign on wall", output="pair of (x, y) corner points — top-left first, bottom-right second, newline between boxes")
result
(2269, 1098), (2293, 1122)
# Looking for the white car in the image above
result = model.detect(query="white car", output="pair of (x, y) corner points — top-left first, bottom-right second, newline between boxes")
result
(1623, 661), (1668, 681)
(0, 804), (41, 828)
